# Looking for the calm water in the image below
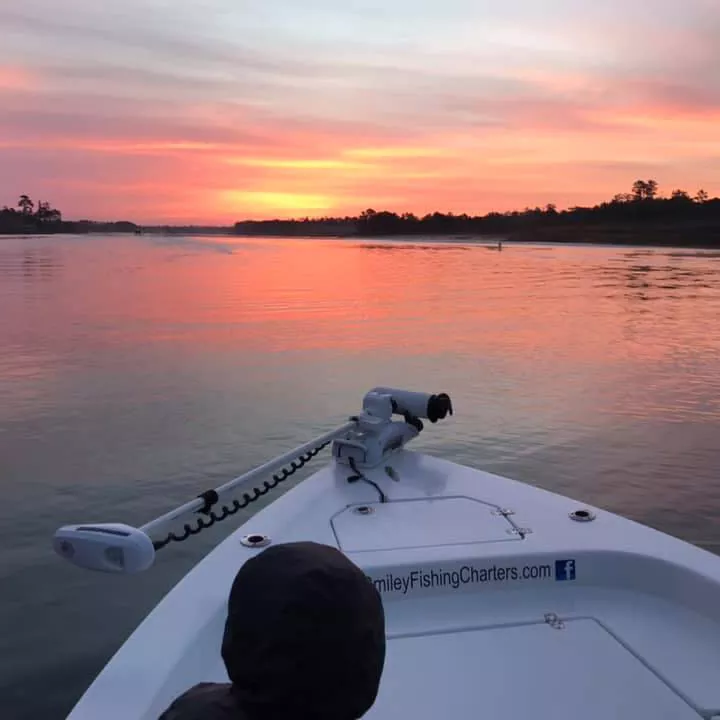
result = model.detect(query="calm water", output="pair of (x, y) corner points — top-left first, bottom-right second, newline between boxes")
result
(1, 233), (720, 718)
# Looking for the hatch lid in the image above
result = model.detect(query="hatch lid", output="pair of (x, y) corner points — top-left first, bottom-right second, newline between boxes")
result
(332, 497), (520, 552)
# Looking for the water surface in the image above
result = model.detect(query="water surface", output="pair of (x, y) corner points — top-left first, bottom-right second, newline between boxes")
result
(1, 234), (720, 718)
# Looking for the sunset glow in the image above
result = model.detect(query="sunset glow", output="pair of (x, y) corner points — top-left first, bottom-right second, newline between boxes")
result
(1, 1), (719, 222)
(0, 65), (35, 91)
(221, 191), (333, 213)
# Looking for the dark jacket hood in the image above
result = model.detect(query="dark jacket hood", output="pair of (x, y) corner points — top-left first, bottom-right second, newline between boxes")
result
(221, 541), (386, 720)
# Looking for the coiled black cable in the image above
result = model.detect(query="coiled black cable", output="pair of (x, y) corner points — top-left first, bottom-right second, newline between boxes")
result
(346, 456), (387, 503)
(152, 441), (331, 550)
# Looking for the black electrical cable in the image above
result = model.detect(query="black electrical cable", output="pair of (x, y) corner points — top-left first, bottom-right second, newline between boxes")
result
(152, 441), (330, 550)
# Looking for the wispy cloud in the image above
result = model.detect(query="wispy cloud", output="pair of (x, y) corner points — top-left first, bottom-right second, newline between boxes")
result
(1, 0), (718, 221)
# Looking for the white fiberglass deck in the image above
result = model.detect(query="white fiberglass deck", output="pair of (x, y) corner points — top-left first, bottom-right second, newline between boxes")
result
(68, 451), (720, 720)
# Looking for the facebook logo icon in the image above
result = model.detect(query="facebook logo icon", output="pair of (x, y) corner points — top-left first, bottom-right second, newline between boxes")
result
(555, 559), (577, 581)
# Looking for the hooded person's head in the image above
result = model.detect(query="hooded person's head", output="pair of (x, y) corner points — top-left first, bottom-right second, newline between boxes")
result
(221, 542), (386, 720)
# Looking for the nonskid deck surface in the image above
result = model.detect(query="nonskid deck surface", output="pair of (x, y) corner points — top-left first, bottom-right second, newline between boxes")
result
(68, 451), (720, 720)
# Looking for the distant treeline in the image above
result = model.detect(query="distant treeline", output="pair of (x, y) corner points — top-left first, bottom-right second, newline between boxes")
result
(234, 218), (357, 236)
(0, 195), (138, 234)
(139, 225), (235, 235)
(6, 182), (720, 246)
(235, 181), (720, 246)
(1, 194), (63, 233)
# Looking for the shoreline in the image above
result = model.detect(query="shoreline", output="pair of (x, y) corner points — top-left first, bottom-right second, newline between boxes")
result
(4, 229), (720, 251)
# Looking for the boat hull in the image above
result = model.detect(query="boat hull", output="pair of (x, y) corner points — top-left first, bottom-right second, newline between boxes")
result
(67, 450), (720, 719)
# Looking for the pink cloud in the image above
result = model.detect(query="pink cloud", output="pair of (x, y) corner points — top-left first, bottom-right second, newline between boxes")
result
(0, 65), (36, 91)
(2, 1), (719, 221)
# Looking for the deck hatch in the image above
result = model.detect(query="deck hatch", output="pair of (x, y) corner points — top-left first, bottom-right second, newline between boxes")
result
(332, 497), (521, 552)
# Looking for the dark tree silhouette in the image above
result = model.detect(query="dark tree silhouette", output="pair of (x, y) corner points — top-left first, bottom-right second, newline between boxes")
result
(632, 180), (659, 201)
(234, 179), (720, 246)
(18, 194), (34, 215)
(36, 200), (62, 223)
(696, 189), (709, 204)
(1, 195), (73, 233)
(671, 189), (692, 201)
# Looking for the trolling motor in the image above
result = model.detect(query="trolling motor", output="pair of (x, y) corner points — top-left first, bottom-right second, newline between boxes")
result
(52, 387), (452, 574)
(332, 388), (452, 468)
(54, 523), (156, 574)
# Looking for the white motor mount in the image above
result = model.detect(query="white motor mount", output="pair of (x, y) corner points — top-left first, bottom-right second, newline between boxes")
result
(332, 388), (453, 468)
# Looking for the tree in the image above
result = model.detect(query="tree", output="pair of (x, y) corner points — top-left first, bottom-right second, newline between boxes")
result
(545, 203), (557, 214)
(18, 194), (34, 215)
(631, 181), (646, 201)
(671, 189), (691, 201)
(36, 200), (62, 223)
(631, 179), (659, 201)
(36, 200), (50, 221)
(695, 189), (709, 204)
(612, 193), (633, 203)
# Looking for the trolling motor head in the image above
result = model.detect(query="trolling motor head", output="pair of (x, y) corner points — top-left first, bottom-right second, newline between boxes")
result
(332, 388), (453, 468)
(367, 387), (453, 424)
(53, 523), (155, 574)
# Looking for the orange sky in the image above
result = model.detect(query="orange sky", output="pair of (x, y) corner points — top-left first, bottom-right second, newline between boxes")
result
(1, 1), (719, 223)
